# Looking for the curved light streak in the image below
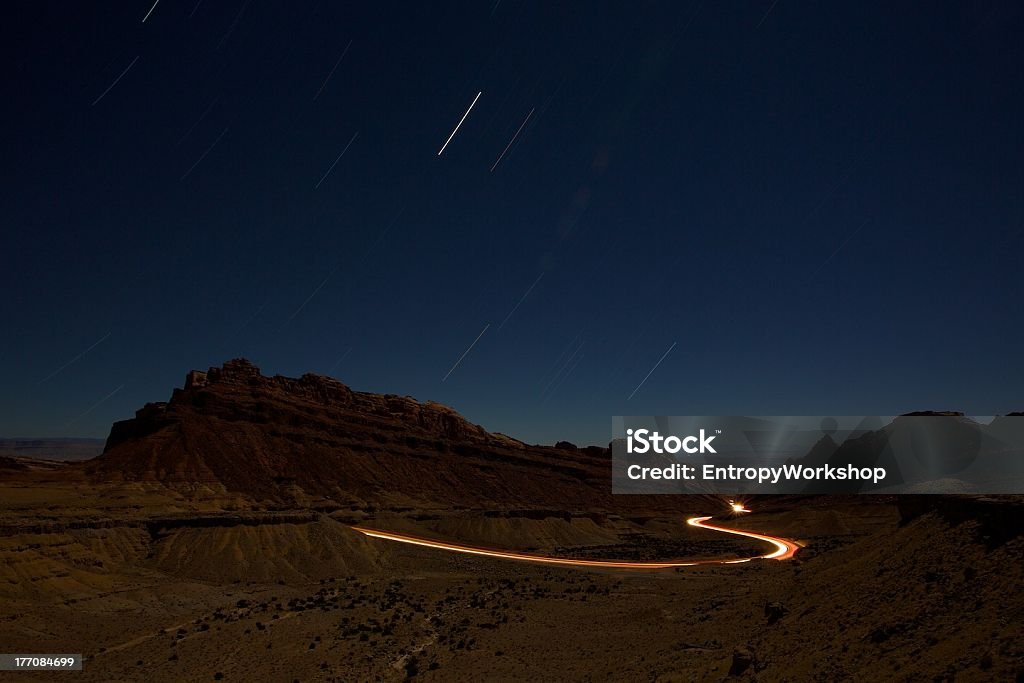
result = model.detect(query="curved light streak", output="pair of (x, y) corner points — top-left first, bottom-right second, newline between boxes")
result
(351, 515), (798, 569)
(686, 516), (798, 561)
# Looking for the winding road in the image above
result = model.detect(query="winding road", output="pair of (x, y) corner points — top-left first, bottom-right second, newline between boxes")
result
(351, 514), (798, 569)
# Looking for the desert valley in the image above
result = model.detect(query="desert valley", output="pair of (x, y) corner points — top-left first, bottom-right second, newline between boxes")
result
(1, 360), (1021, 681)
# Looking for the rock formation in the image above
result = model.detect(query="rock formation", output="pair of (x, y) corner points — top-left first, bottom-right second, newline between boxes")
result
(89, 359), (614, 508)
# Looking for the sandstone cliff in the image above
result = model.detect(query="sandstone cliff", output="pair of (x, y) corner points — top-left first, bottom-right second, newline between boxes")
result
(88, 359), (614, 508)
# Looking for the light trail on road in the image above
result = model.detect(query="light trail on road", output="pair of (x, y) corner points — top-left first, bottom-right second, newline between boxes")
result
(352, 515), (798, 569)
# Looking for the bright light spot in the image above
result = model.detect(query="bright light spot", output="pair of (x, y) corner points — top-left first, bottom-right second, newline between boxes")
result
(729, 500), (751, 514)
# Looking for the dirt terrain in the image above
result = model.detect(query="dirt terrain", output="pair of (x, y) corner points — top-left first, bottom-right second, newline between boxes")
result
(0, 361), (1021, 681)
(0, 498), (1020, 681)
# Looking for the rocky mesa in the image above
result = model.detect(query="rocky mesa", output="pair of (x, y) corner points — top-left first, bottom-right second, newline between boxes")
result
(87, 359), (614, 508)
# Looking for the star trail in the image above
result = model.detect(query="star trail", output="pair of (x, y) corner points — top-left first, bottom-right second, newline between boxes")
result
(2, 2), (1022, 444)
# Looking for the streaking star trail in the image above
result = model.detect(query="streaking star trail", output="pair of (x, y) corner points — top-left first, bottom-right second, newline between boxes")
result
(490, 107), (534, 171)
(40, 332), (112, 384)
(91, 56), (139, 106)
(141, 0), (161, 23)
(442, 323), (490, 382)
(627, 341), (677, 401)
(313, 39), (353, 102)
(180, 127), (229, 181)
(498, 272), (544, 330)
(314, 131), (359, 189)
(438, 91), (482, 156)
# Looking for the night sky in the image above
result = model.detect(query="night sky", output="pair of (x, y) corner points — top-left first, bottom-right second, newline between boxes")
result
(3, 2), (1022, 446)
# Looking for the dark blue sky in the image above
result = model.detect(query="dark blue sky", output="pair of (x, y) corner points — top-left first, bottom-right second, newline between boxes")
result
(2, 2), (1022, 445)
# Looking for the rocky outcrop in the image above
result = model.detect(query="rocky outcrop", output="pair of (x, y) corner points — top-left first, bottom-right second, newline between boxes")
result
(88, 359), (614, 507)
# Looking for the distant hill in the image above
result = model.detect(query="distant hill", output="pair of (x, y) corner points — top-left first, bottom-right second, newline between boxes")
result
(0, 437), (104, 461)
(783, 413), (1024, 493)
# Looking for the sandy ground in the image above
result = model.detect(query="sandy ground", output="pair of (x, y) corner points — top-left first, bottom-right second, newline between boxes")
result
(1, 498), (1020, 682)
